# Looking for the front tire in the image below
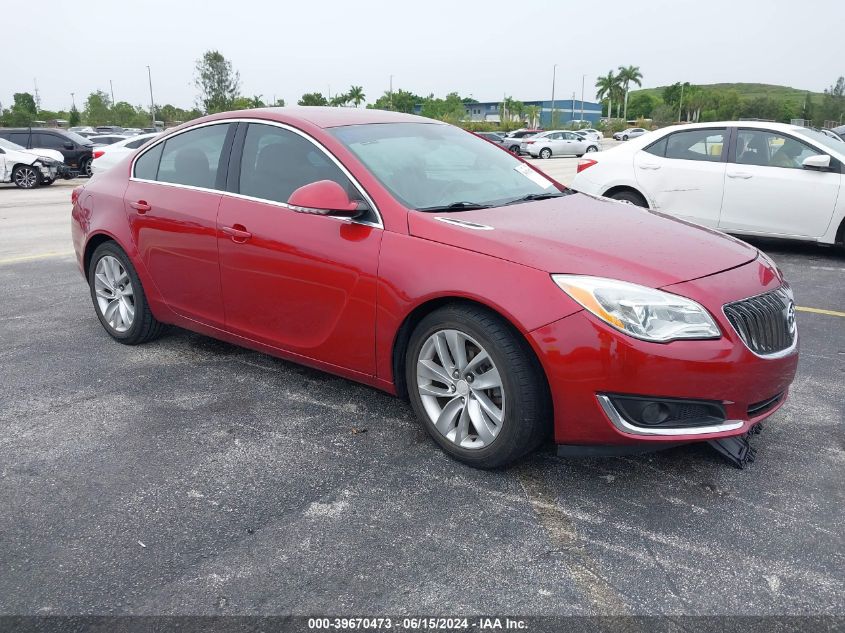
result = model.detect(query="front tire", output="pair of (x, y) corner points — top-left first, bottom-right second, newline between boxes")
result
(539, 148), (552, 160)
(622, 135), (629, 141)
(41, 178), (54, 186)
(88, 242), (164, 345)
(405, 304), (550, 469)
(12, 165), (40, 189)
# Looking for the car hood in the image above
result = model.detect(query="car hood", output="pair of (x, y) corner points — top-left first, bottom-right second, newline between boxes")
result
(29, 147), (66, 163)
(407, 192), (758, 288)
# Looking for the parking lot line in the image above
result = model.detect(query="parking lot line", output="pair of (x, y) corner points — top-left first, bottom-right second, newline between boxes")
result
(796, 306), (845, 318)
(0, 251), (75, 266)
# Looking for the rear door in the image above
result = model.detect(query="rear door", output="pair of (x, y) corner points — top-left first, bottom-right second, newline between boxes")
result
(633, 127), (729, 227)
(719, 128), (841, 238)
(124, 122), (235, 328)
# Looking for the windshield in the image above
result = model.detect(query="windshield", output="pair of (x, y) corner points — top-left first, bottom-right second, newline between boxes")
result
(63, 130), (94, 146)
(0, 138), (27, 152)
(330, 123), (560, 210)
(798, 127), (845, 155)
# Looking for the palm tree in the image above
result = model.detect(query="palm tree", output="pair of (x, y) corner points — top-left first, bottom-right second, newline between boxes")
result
(348, 85), (365, 108)
(618, 65), (643, 121)
(525, 105), (541, 128)
(595, 71), (618, 120)
(330, 92), (350, 107)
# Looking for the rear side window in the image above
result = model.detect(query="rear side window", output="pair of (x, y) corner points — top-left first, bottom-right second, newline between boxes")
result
(126, 136), (151, 149)
(156, 124), (232, 189)
(664, 129), (726, 162)
(9, 132), (30, 146)
(644, 137), (668, 157)
(238, 123), (354, 204)
(34, 133), (64, 149)
(133, 143), (164, 180)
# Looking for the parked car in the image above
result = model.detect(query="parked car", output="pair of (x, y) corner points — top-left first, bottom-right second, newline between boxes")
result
(825, 126), (844, 142)
(69, 126), (96, 134)
(473, 132), (505, 146)
(501, 129), (543, 153)
(94, 126), (125, 135)
(91, 133), (159, 174)
(522, 130), (599, 158)
(572, 121), (845, 247)
(88, 134), (131, 147)
(613, 127), (648, 141)
(0, 137), (61, 187)
(71, 108), (798, 468)
(575, 128), (603, 142)
(0, 128), (95, 177)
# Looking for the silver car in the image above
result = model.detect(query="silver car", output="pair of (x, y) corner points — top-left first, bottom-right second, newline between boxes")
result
(574, 128), (603, 142)
(522, 130), (600, 159)
(613, 127), (648, 141)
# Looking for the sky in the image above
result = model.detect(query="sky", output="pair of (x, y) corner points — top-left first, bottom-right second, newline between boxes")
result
(3, 0), (843, 113)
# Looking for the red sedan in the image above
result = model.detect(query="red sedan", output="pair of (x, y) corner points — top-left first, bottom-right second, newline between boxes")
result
(71, 108), (798, 468)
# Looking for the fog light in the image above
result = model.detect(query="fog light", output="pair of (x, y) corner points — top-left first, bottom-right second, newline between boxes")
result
(641, 402), (670, 425)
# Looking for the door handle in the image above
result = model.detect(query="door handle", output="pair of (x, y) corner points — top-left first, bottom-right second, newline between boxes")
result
(129, 200), (151, 214)
(727, 172), (752, 179)
(221, 224), (252, 242)
(638, 163), (661, 170)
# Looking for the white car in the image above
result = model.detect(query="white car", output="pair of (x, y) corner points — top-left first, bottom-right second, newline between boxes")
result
(613, 127), (648, 141)
(0, 137), (61, 188)
(91, 133), (159, 174)
(575, 128), (603, 142)
(522, 130), (599, 159)
(571, 121), (845, 246)
(89, 134), (131, 147)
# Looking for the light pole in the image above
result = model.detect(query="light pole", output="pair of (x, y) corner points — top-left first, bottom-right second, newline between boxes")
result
(109, 80), (115, 107)
(550, 64), (557, 129)
(678, 82), (685, 123)
(389, 74), (393, 110)
(70, 92), (76, 109)
(146, 66), (156, 128)
(580, 74), (585, 123)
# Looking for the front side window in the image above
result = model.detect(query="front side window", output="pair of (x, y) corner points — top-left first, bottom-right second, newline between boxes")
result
(330, 122), (559, 210)
(157, 123), (232, 189)
(9, 132), (30, 146)
(238, 123), (355, 204)
(664, 129), (726, 162)
(735, 129), (821, 169)
(34, 133), (64, 149)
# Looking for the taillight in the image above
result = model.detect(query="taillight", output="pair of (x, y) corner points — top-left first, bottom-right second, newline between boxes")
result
(93, 150), (105, 159)
(577, 158), (598, 173)
(525, 140), (535, 145)
(71, 186), (82, 204)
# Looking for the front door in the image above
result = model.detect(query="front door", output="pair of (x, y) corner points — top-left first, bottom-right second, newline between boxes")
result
(634, 127), (728, 227)
(217, 122), (382, 376)
(719, 128), (841, 238)
(125, 122), (235, 328)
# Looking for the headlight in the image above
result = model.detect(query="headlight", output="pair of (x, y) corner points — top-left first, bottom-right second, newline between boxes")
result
(35, 157), (56, 166)
(552, 274), (721, 342)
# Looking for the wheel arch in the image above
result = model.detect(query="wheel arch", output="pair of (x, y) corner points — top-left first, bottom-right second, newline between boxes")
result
(390, 296), (552, 412)
(83, 231), (121, 277)
(601, 184), (650, 208)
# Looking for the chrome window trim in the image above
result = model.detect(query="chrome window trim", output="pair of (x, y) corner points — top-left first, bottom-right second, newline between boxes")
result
(129, 117), (384, 229)
(597, 395), (744, 437)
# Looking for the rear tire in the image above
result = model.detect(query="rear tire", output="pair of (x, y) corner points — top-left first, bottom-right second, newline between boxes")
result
(586, 145), (598, 153)
(88, 242), (164, 345)
(622, 135), (629, 141)
(539, 148), (552, 159)
(81, 157), (93, 178)
(405, 304), (550, 469)
(508, 144), (520, 154)
(609, 189), (648, 208)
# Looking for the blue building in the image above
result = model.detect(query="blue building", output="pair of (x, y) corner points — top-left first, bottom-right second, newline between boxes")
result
(414, 99), (602, 127)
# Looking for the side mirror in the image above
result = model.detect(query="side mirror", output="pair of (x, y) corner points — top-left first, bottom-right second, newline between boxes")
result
(802, 154), (831, 170)
(287, 180), (364, 217)
(64, 142), (74, 150)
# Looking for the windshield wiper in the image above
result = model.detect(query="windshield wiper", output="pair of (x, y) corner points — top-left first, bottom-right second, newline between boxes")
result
(503, 192), (566, 205)
(417, 201), (492, 212)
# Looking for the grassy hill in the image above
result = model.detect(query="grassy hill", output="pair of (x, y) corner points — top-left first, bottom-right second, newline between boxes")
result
(631, 83), (825, 106)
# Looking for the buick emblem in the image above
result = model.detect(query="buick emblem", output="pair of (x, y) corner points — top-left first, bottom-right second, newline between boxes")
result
(786, 301), (796, 335)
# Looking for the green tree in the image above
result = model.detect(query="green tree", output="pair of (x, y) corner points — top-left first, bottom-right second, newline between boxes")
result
(366, 88), (421, 113)
(421, 92), (466, 124)
(348, 85), (365, 107)
(595, 71), (619, 119)
(330, 92), (350, 107)
(84, 90), (112, 125)
(110, 101), (141, 127)
(6, 92), (38, 125)
(298, 92), (328, 106)
(525, 104), (541, 128)
(68, 105), (81, 127)
(626, 92), (655, 119)
(195, 50), (241, 114)
(617, 65), (643, 120)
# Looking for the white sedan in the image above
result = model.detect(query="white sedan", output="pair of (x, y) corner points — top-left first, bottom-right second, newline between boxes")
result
(91, 133), (159, 174)
(521, 130), (600, 159)
(575, 128), (603, 142)
(0, 137), (61, 188)
(571, 121), (845, 246)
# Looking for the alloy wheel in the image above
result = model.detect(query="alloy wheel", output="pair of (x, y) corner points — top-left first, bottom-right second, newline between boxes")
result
(93, 255), (135, 332)
(14, 166), (38, 188)
(416, 329), (505, 449)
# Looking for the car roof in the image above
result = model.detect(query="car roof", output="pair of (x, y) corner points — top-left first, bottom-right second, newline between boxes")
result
(197, 106), (440, 129)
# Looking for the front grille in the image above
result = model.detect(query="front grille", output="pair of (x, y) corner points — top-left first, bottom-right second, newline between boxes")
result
(723, 285), (795, 356)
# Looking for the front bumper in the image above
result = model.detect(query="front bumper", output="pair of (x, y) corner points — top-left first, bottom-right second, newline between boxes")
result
(530, 258), (799, 447)
(37, 163), (59, 181)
